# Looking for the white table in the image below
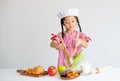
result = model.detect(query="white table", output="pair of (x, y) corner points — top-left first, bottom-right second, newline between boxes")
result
(0, 68), (120, 81)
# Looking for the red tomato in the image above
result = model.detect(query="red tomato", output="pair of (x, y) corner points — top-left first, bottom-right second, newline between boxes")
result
(48, 66), (57, 76)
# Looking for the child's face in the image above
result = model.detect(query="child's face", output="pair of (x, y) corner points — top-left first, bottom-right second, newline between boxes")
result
(63, 16), (77, 31)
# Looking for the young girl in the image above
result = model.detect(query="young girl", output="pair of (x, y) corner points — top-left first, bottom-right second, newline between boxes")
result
(50, 8), (91, 71)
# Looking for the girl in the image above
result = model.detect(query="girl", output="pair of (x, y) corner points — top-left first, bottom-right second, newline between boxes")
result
(50, 8), (91, 71)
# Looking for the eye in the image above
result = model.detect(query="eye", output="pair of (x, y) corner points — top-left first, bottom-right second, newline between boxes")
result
(65, 21), (70, 24)
(72, 20), (75, 22)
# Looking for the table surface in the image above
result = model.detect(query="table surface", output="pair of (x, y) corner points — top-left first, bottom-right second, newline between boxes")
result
(0, 68), (120, 81)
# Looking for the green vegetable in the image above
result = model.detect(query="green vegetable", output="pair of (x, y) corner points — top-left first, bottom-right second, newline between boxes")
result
(71, 50), (84, 70)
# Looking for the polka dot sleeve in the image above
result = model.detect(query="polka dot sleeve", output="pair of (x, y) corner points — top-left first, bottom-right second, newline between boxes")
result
(79, 32), (92, 42)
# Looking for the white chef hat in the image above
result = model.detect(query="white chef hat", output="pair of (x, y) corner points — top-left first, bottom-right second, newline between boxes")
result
(57, 8), (79, 19)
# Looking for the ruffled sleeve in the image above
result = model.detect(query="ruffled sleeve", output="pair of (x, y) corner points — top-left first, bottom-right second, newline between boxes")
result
(51, 33), (61, 43)
(79, 32), (92, 42)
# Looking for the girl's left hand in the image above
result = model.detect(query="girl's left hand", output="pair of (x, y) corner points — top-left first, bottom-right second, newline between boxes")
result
(74, 39), (81, 48)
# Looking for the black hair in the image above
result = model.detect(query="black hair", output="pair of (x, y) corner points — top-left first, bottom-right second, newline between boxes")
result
(60, 16), (82, 38)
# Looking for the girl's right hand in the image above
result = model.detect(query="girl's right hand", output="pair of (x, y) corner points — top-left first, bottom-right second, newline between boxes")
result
(57, 43), (65, 51)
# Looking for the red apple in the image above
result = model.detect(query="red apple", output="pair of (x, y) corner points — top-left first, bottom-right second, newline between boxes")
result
(48, 66), (57, 76)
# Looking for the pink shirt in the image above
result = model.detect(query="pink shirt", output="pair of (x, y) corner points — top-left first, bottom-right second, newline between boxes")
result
(51, 31), (91, 67)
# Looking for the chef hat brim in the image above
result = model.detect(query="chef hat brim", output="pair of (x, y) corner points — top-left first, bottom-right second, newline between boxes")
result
(57, 8), (79, 19)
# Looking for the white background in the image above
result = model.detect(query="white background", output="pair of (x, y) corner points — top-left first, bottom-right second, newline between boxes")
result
(0, 0), (120, 69)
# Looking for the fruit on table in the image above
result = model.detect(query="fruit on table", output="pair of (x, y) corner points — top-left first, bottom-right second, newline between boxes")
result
(58, 65), (67, 74)
(66, 71), (79, 78)
(48, 66), (57, 76)
(26, 66), (44, 75)
(60, 69), (72, 77)
(32, 66), (45, 75)
(26, 68), (32, 74)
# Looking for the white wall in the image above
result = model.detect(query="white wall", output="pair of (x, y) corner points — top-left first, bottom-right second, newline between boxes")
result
(0, 0), (120, 69)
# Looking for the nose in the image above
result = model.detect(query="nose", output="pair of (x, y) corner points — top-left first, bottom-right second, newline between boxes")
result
(69, 21), (72, 25)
